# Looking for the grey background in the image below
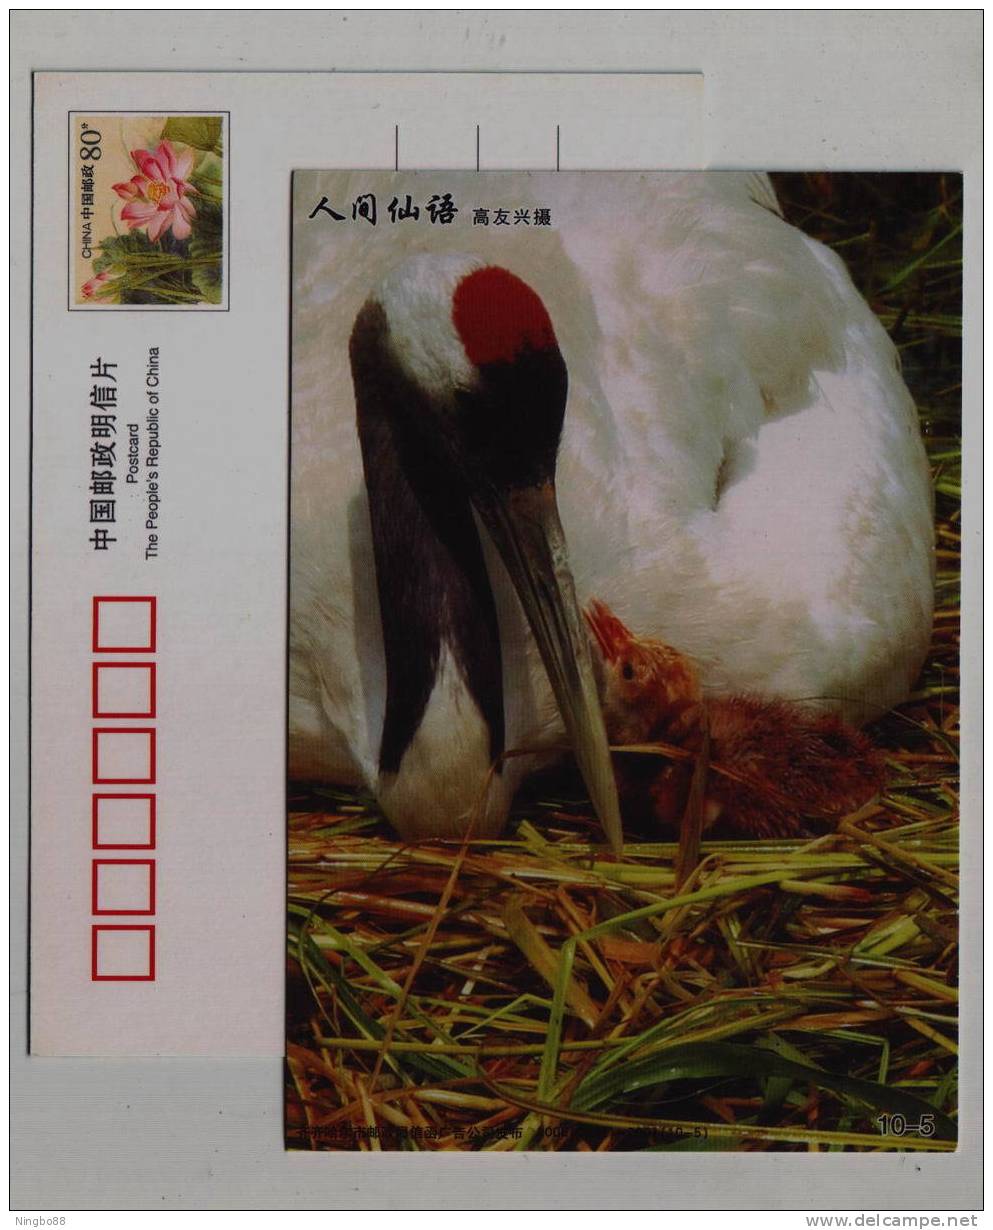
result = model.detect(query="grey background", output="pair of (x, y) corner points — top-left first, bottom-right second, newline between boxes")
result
(10, 8), (982, 1211)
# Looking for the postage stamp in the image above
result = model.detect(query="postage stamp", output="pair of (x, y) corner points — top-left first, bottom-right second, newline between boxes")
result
(68, 111), (227, 309)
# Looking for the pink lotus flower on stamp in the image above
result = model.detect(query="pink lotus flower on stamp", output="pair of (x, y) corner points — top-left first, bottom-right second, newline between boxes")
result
(76, 114), (223, 306)
(81, 270), (116, 300)
(112, 139), (198, 242)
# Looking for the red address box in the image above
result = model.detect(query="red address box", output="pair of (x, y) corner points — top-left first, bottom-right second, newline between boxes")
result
(92, 596), (157, 654)
(92, 662), (156, 719)
(92, 858), (156, 916)
(92, 728), (156, 785)
(92, 794), (156, 850)
(91, 925), (155, 981)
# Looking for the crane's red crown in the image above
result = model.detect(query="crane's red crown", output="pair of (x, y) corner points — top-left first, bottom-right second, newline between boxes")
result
(452, 266), (558, 368)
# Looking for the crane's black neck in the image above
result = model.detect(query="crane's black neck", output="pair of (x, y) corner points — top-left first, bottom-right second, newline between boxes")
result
(351, 300), (505, 776)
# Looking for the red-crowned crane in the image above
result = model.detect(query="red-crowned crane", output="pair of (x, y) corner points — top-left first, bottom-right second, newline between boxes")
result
(288, 172), (933, 847)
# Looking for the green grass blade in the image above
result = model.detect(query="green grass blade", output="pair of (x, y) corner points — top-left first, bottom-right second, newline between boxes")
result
(570, 1040), (957, 1140)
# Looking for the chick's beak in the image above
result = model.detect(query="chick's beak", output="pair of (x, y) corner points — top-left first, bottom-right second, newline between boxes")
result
(584, 598), (635, 665)
(469, 481), (624, 855)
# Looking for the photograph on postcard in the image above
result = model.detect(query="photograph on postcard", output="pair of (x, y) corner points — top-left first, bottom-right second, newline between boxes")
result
(284, 170), (960, 1152)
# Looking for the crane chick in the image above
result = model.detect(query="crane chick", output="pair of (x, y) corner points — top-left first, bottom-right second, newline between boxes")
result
(584, 599), (885, 838)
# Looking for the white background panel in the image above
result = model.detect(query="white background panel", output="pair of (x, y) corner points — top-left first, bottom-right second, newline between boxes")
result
(11, 10), (981, 1211)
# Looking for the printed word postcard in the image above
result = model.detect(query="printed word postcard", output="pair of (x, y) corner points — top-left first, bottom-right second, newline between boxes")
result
(16, 39), (977, 1205)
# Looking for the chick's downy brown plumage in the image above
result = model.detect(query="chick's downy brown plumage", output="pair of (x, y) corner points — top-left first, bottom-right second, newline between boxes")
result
(585, 599), (885, 838)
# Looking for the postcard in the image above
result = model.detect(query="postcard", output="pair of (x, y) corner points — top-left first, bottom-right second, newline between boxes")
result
(15, 32), (978, 1211)
(286, 169), (960, 1153)
(27, 69), (703, 1061)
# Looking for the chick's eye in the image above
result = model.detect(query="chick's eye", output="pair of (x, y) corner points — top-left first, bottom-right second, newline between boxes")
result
(621, 661), (634, 681)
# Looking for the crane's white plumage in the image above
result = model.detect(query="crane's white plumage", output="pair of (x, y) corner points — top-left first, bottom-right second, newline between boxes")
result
(289, 171), (933, 817)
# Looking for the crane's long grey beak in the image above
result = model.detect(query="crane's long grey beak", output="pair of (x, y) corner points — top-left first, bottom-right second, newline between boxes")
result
(470, 480), (624, 855)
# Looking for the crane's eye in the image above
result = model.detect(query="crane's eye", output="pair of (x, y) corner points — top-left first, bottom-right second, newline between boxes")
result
(621, 661), (634, 681)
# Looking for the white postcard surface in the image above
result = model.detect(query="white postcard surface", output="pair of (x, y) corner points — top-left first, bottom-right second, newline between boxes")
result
(29, 70), (703, 1057)
(14, 17), (979, 1205)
